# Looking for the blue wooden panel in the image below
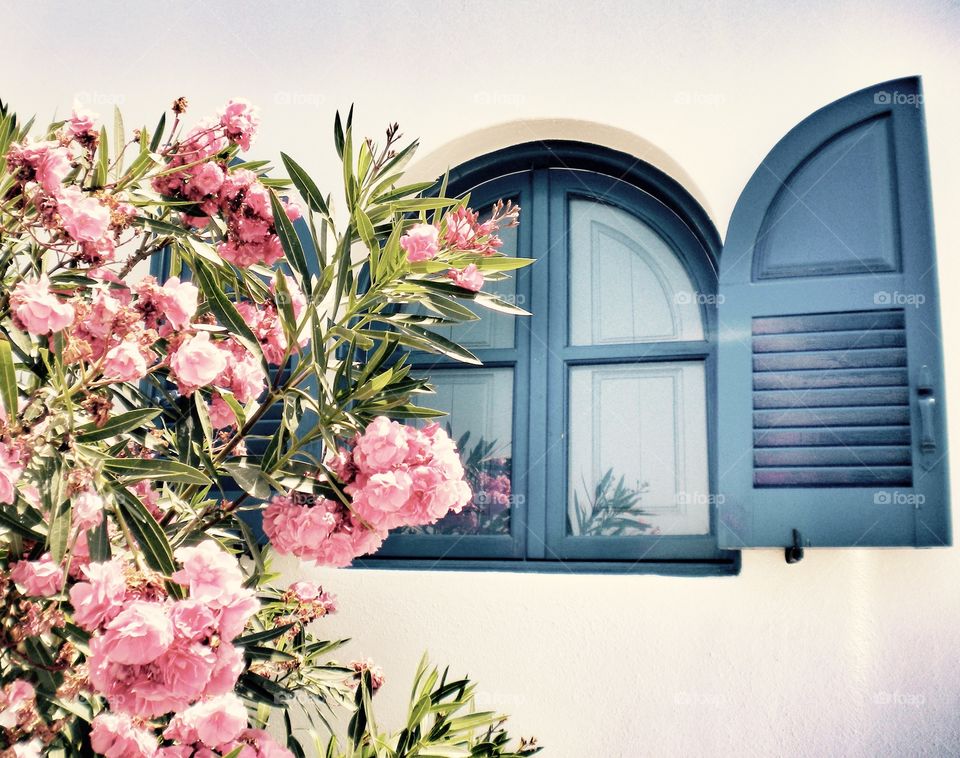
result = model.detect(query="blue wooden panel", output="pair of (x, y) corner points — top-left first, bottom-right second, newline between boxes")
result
(718, 76), (951, 548)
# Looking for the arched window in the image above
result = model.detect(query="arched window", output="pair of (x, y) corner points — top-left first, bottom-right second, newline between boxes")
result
(371, 142), (738, 572)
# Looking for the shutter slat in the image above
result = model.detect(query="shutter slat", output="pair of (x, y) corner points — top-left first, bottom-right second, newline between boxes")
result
(753, 386), (909, 408)
(753, 328), (906, 353)
(752, 367), (908, 390)
(754, 446), (912, 467)
(754, 467), (912, 487)
(752, 310), (905, 334)
(753, 426), (912, 448)
(753, 347), (907, 372)
(753, 405), (910, 428)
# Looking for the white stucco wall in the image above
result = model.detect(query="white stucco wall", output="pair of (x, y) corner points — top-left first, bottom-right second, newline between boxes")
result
(7, 1), (960, 755)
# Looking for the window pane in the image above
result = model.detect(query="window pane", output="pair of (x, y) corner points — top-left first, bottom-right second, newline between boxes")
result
(568, 198), (704, 345)
(430, 204), (519, 350)
(405, 368), (514, 535)
(567, 361), (709, 536)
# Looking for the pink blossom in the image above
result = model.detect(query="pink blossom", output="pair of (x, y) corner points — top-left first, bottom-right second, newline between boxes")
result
(216, 586), (260, 640)
(10, 274), (75, 335)
(156, 638), (217, 704)
(0, 442), (24, 505)
(208, 394), (236, 429)
(67, 105), (98, 137)
(400, 223), (440, 262)
(262, 496), (338, 555)
(6, 140), (72, 194)
(348, 470), (414, 530)
(11, 740), (43, 758)
(353, 416), (409, 473)
(10, 553), (63, 597)
(447, 263), (484, 291)
(0, 679), (35, 729)
(170, 692), (248, 747)
(159, 277), (199, 330)
(90, 712), (158, 758)
(69, 559), (128, 631)
(235, 730), (295, 758)
(172, 541), (245, 604)
(169, 600), (217, 641)
(288, 580), (320, 601)
(203, 641), (245, 697)
(350, 658), (385, 692)
(219, 99), (260, 151)
(262, 495), (386, 567)
(220, 346), (265, 403)
(84, 287), (124, 339)
(130, 480), (162, 519)
(73, 488), (104, 530)
(103, 339), (149, 382)
(184, 161), (225, 200)
(283, 198), (303, 222)
(57, 186), (111, 242)
(100, 601), (174, 665)
(170, 331), (228, 390)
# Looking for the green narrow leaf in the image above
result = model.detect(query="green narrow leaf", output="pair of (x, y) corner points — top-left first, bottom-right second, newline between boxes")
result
(87, 517), (111, 562)
(149, 111), (166, 152)
(93, 125), (109, 187)
(221, 462), (271, 500)
(112, 106), (125, 181)
(47, 500), (72, 563)
(280, 153), (330, 216)
(193, 260), (267, 371)
(103, 457), (212, 485)
(111, 483), (179, 580)
(0, 339), (18, 417)
(76, 408), (161, 441)
(269, 190), (312, 296)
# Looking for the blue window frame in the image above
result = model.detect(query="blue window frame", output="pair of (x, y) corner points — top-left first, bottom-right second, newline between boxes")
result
(363, 143), (740, 574)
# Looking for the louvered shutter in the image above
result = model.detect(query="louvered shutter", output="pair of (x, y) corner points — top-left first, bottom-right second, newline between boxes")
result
(717, 77), (950, 549)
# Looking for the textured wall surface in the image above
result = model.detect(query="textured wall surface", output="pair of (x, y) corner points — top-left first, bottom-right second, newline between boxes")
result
(6, 1), (960, 755)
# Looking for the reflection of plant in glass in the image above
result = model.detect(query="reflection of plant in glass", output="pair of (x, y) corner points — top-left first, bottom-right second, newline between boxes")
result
(402, 430), (512, 535)
(568, 469), (656, 536)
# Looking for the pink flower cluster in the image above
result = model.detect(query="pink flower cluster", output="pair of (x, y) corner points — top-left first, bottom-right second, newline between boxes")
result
(89, 698), (294, 758)
(151, 100), (301, 269)
(399, 210), (500, 292)
(77, 542), (258, 718)
(5, 108), (136, 265)
(262, 417), (471, 566)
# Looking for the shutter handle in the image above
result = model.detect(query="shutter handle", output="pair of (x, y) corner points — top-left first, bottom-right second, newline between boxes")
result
(917, 365), (937, 455)
(785, 529), (805, 564)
